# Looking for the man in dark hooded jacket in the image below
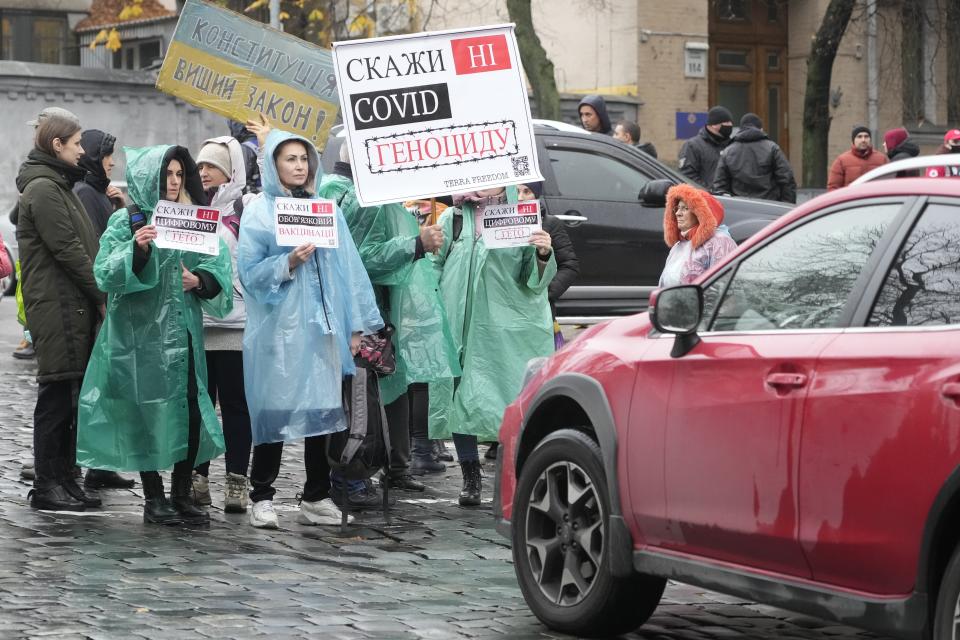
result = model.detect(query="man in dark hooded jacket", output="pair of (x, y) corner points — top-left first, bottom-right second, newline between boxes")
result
(229, 120), (261, 193)
(678, 105), (734, 188)
(713, 113), (796, 203)
(578, 95), (612, 135)
(73, 130), (124, 237)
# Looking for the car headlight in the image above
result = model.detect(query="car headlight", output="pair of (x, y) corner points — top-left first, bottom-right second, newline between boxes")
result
(521, 356), (549, 389)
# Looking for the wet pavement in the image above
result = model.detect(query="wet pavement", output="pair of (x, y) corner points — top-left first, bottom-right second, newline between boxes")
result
(0, 305), (890, 639)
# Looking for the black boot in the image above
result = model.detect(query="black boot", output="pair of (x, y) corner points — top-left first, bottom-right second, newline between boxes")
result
(170, 467), (209, 525)
(432, 439), (454, 462)
(458, 460), (482, 507)
(29, 484), (85, 511)
(140, 472), (181, 525)
(410, 438), (445, 475)
(85, 469), (136, 489)
(61, 475), (102, 508)
(59, 457), (101, 508)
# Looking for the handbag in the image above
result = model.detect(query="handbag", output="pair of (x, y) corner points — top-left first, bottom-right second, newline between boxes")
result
(355, 325), (396, 376)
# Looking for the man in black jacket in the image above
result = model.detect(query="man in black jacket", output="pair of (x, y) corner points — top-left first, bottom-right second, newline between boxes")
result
(613, 120), (658, 159)
(678, 105), (734, 188)
(578, 95), (613, 135)
(74, 130), (124, 238)
(713, 113), (796, 203)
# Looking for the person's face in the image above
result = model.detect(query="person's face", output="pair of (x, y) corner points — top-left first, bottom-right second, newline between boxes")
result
(276, 141), (309, 189)
(675, 200), (698, 233)
(947, 139), (960, 152)
(706, 121), (734, 136)
(854, 132), (872, 151)
(476, 187), (505, 198)
(53, 131), (84, 166)
(101, 153), (115, 177)
(199, 163), (229, 190)
(517, 185), (537, 201)
(579, 106), (600, 132)
(613, 124), (635, 144)
(165, 159), (184, 201)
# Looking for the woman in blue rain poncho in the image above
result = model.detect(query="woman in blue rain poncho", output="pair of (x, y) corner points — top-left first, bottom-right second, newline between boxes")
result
(432, 186), (556, 506)
(77, 145), (233, 526)
(238, 128), (382, 529)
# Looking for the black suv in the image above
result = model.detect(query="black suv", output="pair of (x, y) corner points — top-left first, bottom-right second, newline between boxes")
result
(321, 121), (792, 318)
(531, 121), (792, 318)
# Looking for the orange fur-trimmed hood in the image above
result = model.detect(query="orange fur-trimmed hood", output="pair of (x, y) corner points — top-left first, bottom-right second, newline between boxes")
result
(663, 183), (725, 249)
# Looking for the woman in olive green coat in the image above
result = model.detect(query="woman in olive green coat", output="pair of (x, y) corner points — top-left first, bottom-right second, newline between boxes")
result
(16, 114), (106, 512)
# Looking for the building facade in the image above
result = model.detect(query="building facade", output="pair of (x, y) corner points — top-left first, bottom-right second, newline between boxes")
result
(426, 0), (955, 185)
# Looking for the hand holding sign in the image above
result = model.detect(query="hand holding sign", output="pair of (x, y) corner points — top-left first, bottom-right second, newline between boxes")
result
(529, 229), (552, 258)
(181, 262), (200, 292)
(246, 113), (272, 148)
(419, 224), (444, 253)
(288, 243), (317, 271)
(135, 225), (157, 250)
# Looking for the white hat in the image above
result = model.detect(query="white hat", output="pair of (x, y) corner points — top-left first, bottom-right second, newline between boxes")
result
(196, 142), (232, 177)
(26, 107), (80, 127)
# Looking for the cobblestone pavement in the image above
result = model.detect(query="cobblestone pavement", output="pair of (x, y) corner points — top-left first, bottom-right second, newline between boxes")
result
(0, 307), (891, 640)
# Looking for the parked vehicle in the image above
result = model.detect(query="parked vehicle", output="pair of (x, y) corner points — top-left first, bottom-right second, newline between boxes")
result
(495, 156), (960, 639)
(321, 121), (792, 319)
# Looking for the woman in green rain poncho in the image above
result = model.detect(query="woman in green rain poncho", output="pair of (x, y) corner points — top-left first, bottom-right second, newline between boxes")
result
(432, 186), (556, 506)
(77, 145), (232, 526)
(318, 147), (459, 506)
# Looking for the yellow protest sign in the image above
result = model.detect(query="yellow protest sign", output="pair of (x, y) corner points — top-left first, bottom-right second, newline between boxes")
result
(156, 0), (339, 147)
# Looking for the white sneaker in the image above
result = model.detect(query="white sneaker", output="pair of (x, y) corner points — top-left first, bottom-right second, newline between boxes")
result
(298, 497), (353, 525)
(249, 500), (279, 529)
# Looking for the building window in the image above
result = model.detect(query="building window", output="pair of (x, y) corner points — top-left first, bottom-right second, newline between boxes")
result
(0, 11), (74, 65)
(717, 0), (749, 21)
(112, 39), (163, 70)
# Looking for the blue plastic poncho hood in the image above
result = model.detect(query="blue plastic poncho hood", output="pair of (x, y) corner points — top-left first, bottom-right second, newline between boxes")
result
(238, 129), (382, 444)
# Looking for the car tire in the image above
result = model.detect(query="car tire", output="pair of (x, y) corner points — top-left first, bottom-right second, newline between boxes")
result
(933, 542), (960, 639)
(511, 428), (665, 637)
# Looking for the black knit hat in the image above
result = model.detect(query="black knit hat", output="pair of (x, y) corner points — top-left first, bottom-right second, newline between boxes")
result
(740, 113), (763, 129)
(708, 106), (733, 126)
(851, 125), (871, 141)
(521, 181), (543, 198)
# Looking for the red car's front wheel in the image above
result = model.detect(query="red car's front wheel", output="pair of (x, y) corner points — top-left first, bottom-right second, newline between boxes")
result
(511, 428), (665, 637)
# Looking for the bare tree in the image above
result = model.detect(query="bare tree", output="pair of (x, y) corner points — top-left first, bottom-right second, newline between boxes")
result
(802, 0), (857, 188)
(505, 0), (560, 119)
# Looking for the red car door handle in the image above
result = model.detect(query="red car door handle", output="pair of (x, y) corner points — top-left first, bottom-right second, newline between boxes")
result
(942, 383), (960, 401)
(766, 373), (808, 388)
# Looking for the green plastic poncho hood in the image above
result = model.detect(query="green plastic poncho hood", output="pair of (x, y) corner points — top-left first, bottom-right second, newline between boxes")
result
(429, 192), (556, 441)
(318, 172), (461, 405)
(77, 144), (232, 471)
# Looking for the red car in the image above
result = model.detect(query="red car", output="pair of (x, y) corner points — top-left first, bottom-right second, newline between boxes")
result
(495, 158), (960, 639)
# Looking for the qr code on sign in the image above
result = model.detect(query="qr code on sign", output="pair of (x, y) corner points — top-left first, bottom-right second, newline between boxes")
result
(511, 155), (530, 177)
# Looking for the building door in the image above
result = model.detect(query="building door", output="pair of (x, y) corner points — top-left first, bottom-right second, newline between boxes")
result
(709, 0), (789, 155)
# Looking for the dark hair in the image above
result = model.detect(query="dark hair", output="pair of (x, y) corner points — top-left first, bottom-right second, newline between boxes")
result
(35, 115), (82, 157)
(616, 119), (641, 143)
(274, 139), (309, 160)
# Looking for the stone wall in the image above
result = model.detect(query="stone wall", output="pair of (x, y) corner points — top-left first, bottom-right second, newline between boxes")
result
(0, 60), (228, 213)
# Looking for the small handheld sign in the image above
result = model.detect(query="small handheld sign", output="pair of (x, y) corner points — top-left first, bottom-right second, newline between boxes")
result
(152, 201), (222, 255)
(479, 201), (541, 249)
(274, 197), (339, 248)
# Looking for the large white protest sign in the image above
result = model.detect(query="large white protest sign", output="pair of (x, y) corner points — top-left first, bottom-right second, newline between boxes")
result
(152, 201), (222, 255)
(274, 197), (339, 248)
(332, 24), (544, 207)
(478, 201), (541, 249)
